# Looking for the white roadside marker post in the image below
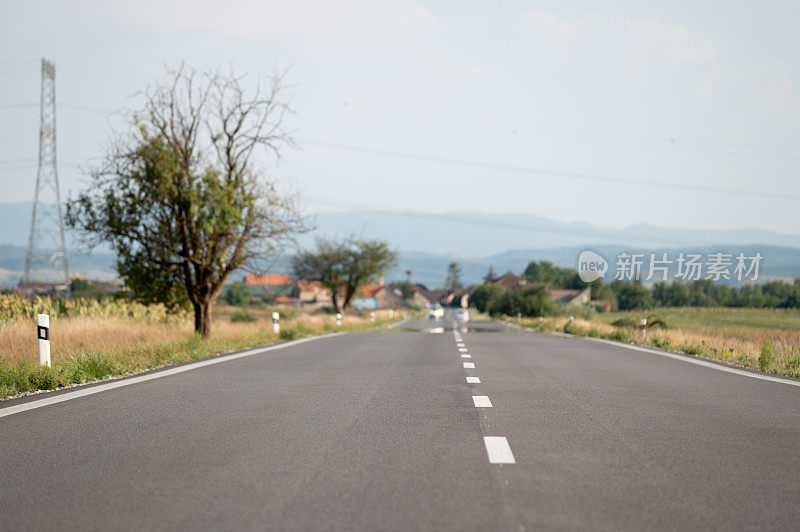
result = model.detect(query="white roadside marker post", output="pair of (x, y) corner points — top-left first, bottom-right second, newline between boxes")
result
(272, 312), (280, 335)
(369, 311), (375, 322)
(336, 313), (342, 327)
(36, 313), (51, 367)
(640, 318), (647, 340)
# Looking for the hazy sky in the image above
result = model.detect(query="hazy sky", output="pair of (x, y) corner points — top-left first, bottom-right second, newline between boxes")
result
(1, 1), (799, 236)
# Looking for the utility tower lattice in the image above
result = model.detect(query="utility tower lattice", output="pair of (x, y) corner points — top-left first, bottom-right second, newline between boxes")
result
(22, 58), (69, 292)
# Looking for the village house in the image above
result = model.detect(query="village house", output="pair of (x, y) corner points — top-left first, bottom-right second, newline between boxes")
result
(355, 284), (404, 310)
(487, 271), (593, 307)
(494, 272), (528, 291)
(295, 280), (332, 307)
(550, 288), (592, 306)
(244, 273), (293, 301)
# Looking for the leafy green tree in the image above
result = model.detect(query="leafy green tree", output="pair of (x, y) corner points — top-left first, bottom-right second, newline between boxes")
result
(67, 65), (303, 337)
(612, 281), (652, 310)
(523, 260), (583, 289)
(487, 285), (554, 317)
(470, 283), (505, 313)
(587, 279), (617, 309)
(293, 236), (398, 314)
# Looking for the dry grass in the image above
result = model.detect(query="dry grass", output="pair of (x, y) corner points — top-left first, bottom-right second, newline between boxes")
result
(0, 318), (193, 364)
(0, 303), (409, 399)
(0, 305), (399, 365)
(514, 312), (800, 377)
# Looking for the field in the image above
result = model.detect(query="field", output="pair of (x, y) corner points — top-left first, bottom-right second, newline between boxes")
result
(0, 295), (406, 399)
(512, 307), (800, 378)
(600, 307), (800, 331)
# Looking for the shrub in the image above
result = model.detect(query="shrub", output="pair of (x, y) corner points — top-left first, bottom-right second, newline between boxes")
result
(682, 343), (704, 355)
(649, 336), (670, 349)
(221, 283), (252, 306)
(487, 285), (555, 318)
(563, 303), (596, 321)
(607, 330), (630, 342)
(586, 327), (603, 338)
(759, 339), (774, 372)
(471, 284), (506, 313)
(230, 309), (256, 323)
(279, 327), (298, 340)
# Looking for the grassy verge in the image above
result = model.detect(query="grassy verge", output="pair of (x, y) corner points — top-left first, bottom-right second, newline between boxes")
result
(0, 305), (407, 400)
(507, 308), (800, 379)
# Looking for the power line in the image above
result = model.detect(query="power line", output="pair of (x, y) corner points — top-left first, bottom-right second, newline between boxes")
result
(297, 97), (800, 160)
(298, 99), (800, 163)
(304, 139), (800, 202)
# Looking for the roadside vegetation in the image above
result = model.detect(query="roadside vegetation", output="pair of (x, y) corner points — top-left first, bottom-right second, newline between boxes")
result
(508, 307), (800, 378)
(0, 294), (404, 399)
(467, 260), (800, 378)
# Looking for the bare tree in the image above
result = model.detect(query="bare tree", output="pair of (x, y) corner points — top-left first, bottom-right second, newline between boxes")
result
(67, 64), (304, 337)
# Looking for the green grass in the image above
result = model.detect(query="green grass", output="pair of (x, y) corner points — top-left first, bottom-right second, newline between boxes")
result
(599, 307), (800, 331)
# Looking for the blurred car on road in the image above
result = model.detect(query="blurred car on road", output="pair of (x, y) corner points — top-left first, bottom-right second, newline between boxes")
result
(428, 303), (444, 321)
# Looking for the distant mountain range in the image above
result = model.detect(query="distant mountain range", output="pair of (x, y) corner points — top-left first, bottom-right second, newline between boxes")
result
(304, 211), (800, 256)
(1, 203), (798, 287)
(386, 245), (800, 288)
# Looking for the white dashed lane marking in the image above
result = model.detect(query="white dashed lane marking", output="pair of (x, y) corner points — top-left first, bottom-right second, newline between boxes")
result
(463, 362), (475, 369)
(466, 376), (481, 384)
(484, 437), (515, 464)
(461, 354), (471, 359)
(456, 343), (465, 347)
(472, 395), (492, 407)
(458, 348), (468, 352)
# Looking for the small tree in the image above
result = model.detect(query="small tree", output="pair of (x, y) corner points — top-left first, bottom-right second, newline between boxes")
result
(396, 280), (416, 302)
(613, 281), (652, 311)
(483, 266), (497, 284)
(446, 262), (463, 292)
(292, 237), (398, 314)
(471, 283), (505, 313)
(487, 285), (554, 317)
(67, 65), (304, 337)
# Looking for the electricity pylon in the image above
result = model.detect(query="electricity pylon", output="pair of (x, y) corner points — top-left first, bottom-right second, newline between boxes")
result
(21, 58), (69, 294)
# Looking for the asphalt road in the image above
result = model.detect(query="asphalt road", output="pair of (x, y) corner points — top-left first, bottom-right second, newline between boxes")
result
(2, 312), (800, 531)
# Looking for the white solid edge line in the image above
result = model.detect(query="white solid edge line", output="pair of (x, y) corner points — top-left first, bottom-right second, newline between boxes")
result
(484, 436), (515, 464)
(472, 395), (492, 407)
(461, 354), (471, 358)
(466, 376), (481, 383)
(585, 337), (800, 388)
(463, 362), (475, 368)
(386, 319), (408, 329)
(0, 333), (346, 419)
